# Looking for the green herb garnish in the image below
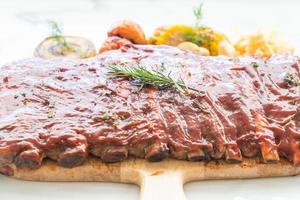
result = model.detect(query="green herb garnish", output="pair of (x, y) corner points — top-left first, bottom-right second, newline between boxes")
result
(100, 113), (110, 120)
(183, 3), (212, 47)
(193, 2), (204, 28)
(183, 31), (204, 45)
(50, 21), (63, 37)
(250, 61), (259, 68)
(107, 65), (198, 93)
(49, 21), (71, 50)
(284, 73), (300, 87)
(158, 63), (166, 72)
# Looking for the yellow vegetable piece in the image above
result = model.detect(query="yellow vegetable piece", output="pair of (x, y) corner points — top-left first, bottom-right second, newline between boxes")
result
(234, 31), (294, 58)
(177, 42), (210, 56)
(195, 27), (229, 56)
(149, 25), (195, 46)
(148, 25), (170, 45)
(149, 24), (230, 56)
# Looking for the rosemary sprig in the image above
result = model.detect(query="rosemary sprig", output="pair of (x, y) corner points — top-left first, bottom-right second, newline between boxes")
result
(107, 65), (199, 93)
(284, 73), (300, 87)
(193, 2), (204, 28)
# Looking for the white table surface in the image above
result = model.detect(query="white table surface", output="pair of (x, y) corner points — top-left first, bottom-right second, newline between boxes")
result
(1, 0), (300, 199)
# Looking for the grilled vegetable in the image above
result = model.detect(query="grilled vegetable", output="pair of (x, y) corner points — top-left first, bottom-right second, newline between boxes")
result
(149, 25), (195, 46)
(99, 36), (132, 53)
(35, 36), (96, 59)
(148, 3), (235, 56)
(108, 20), (148, 44)
(149, 25), (234, 56)
(234, 31), (294, 58)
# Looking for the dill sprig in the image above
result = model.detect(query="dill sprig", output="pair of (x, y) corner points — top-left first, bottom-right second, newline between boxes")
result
(50, 21), (63, 36)
(193, 2), (204, 28)
(182, 2), (207, 45)
(49, 21), (71, 50)
(107, 65), (199, 93)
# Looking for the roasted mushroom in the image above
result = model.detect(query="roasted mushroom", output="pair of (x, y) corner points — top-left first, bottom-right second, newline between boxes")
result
(34, 36), (96, 59)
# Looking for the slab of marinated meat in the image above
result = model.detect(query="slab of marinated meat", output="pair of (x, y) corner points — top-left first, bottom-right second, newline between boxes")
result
(0, 45), (299, 170)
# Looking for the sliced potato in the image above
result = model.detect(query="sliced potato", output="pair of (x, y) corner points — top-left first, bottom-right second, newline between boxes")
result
(34, 36), (96, 59)
(108, 20), (148, 44)
(177, 42), (210, 56)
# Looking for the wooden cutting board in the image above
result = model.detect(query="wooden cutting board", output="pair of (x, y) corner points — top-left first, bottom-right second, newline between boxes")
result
(8, 158), (300, 200)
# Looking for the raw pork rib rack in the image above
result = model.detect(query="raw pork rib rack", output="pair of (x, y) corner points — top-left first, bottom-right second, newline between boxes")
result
(0, 45), (299, 172)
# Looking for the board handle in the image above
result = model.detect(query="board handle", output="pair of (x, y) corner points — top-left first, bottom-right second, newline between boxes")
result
(139, 171), (186, 200)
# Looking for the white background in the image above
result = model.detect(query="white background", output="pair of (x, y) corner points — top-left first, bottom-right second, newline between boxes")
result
(1, 0), (300, 199)
(0, 0), (300, 65)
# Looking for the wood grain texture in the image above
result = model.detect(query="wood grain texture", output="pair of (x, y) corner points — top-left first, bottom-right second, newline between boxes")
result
(1, 158), (299, 200)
